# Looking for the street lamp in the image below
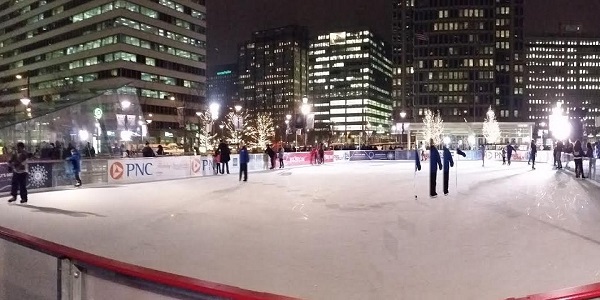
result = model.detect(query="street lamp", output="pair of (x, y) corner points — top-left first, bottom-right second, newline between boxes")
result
(209, 103), (220, 120)
(400, 110), (407, 148)
(120, 100), (131, 110)
(219, 124), (225, 138)
(301, 100), (310, 146)
(20, 98), (31, 106)
(549, 102), (571, 141)
(235, 105), (242, 112)
(285, 114), (292, 143)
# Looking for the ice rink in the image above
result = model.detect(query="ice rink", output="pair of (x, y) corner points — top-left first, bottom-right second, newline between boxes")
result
(1, 160), (600, 300)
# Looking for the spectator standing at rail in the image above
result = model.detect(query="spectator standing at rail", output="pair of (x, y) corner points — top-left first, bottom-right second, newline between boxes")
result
(529, 140), (537, 170)
(278, 145), (285, 168)
(239, 145), (249, 182)
(506, 142), (516, 166)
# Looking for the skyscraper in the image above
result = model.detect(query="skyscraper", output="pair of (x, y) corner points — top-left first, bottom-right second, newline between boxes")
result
(393, 0), (524, 123)
(238, 25), (309, 127)
(0, 0), (207, 140)
(207, 63), (238, 112)
(309, 30), (393, 142)
(392, 0), (414, 121)
(526, 27), (600, 138)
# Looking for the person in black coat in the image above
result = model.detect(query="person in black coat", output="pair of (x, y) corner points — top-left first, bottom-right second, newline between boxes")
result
(429, 139), (443, 197)
(506, 142), (516, 165)
(218, 140), (231, 174)
(529, 140), (537, 170)
(442, 145), (454, 196)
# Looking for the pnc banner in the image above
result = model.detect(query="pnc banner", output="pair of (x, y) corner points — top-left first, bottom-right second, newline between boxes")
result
(108, 156), (191, 184)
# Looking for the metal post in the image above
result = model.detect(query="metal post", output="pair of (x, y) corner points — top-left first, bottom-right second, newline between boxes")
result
(58, 258), (83, 300)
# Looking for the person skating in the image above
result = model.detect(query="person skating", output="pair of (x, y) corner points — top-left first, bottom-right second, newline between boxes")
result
(66, 148), (82, 187)
(239, 145), (249, 182)
(506, 142), (516, 165)
(8, 142), (29, 203)
(278, 146), (285, 168)
(573, 140), (585, 178)
(529, 140), (537, 170)
(213, 149), (221, 175)
(429, 139), (443, 198)
(501, 146), (506, 165)
(555, 141), (563, 169)
(442, 145), (454, 196)
(318, 143), (325, 164)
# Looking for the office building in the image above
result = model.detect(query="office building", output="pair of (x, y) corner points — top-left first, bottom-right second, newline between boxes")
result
(394, 0), (524, 123)
(526, 28), (600, 138)
(309, 30), (393, 141)
(391, 0), (414, 121)
(207, 63), (238, 111)
(0, 0), (207, 140)
(238, 25), (309, 127)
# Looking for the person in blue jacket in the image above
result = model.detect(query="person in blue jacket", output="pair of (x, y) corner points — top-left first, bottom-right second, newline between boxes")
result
(429, 139), (443, 197)
(239, 145), (249, 182)
(66, 148), (82, 187)
(442, 145), (454, 196)
(506, 142), (517, 166)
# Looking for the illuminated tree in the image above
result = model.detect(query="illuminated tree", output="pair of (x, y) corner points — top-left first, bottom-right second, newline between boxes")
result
(248, 112), (275, 149)
(482, 106), (501, 144)
(196, 109), (217, 151)
(422, 109), (444, 145)
(222, 110), (251, 145)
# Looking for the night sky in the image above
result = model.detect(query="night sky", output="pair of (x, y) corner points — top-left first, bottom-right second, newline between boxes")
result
(207, 0), (600, 68)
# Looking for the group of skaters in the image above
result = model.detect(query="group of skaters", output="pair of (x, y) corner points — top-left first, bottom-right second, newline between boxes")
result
(6, 142), (83, 204)
(418, 139), (466, 198)
(552, 140), (599, 179)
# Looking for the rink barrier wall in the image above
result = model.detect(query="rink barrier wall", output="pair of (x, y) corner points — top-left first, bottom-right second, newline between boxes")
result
(507, 281), (600, 299)
(0, 149), (556, 193)
(0, 225), (301, 300)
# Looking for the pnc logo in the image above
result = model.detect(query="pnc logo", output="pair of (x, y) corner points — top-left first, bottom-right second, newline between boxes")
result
(191, 159), (201, 173)
(110, 162), (124, 180)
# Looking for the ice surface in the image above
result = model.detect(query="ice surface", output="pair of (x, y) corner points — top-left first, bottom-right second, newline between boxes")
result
(1, 160), (600, 300)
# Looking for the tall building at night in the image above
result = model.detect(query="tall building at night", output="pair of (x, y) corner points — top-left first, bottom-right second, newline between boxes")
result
(393, 0), (524, 123)
(526, 30), (600, 137)
(308, 30), (393, 141)
(207, 63), (238, 111)
(391, 0), (414, 121)
(0, 0), (207, 140)
(238, 25), (309, 126)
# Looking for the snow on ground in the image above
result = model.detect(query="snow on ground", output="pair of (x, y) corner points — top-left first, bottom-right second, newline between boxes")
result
(1, 160), (600, 300)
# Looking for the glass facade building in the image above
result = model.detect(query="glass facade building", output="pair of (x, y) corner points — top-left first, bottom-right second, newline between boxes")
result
(207, 63), (238, 113)
(309, 30), (393, 142)
(0, 0), (207, 142)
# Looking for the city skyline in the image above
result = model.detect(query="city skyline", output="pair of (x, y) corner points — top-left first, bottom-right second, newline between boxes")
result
(207, 0), (600, 67)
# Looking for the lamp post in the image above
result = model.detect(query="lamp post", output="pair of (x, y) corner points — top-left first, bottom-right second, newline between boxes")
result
(301, 97), (310, 146)
(549, 102), (571, 142)
(400, 111), (407, 148)
(219, 124), (225, 138)
(234, 105), (243, 144)
(209, 102), (220, 138)
(285, 114), (291, 144)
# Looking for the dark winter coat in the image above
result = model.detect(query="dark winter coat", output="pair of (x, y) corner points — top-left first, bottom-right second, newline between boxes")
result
(218, 143), (231, 163)
(142, 146), (155, 157)
(67, 150), (81, 173)
(530, 142), (537, 155)
(506, 145), (516, 157)
(429, 145), (442, 172)
(414, 149), (421, 171)
(443, 146), (454, 172)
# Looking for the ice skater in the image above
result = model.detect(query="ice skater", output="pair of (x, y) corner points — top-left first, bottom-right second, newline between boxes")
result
(501, 146), (506, 165)
(529, 140), (537, 170)
(239, 145), (249, 182)
(66, 148), (82, 187)
(555, 141), (563, 169)
(442, 145), (454, 196)
(278, 146), (285, 168)
(573, 140), (585, 178)
(429, 139), (443, 198)
(506, 142), (516, 166)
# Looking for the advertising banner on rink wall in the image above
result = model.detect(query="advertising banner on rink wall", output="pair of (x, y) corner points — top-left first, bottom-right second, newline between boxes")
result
(191, 155), (241, 177)
(107, 156), (191, 184)
(349, 150), (396, 161)
(484, 150), (550, 163)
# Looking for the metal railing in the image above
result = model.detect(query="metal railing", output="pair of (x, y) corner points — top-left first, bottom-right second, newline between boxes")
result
(0, 225), (299, 300)
(507, 282), (600, 299)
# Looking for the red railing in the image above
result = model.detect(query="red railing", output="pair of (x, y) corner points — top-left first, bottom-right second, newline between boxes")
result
(0, 225), (300, 300)
(508, 282), (600, 300)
